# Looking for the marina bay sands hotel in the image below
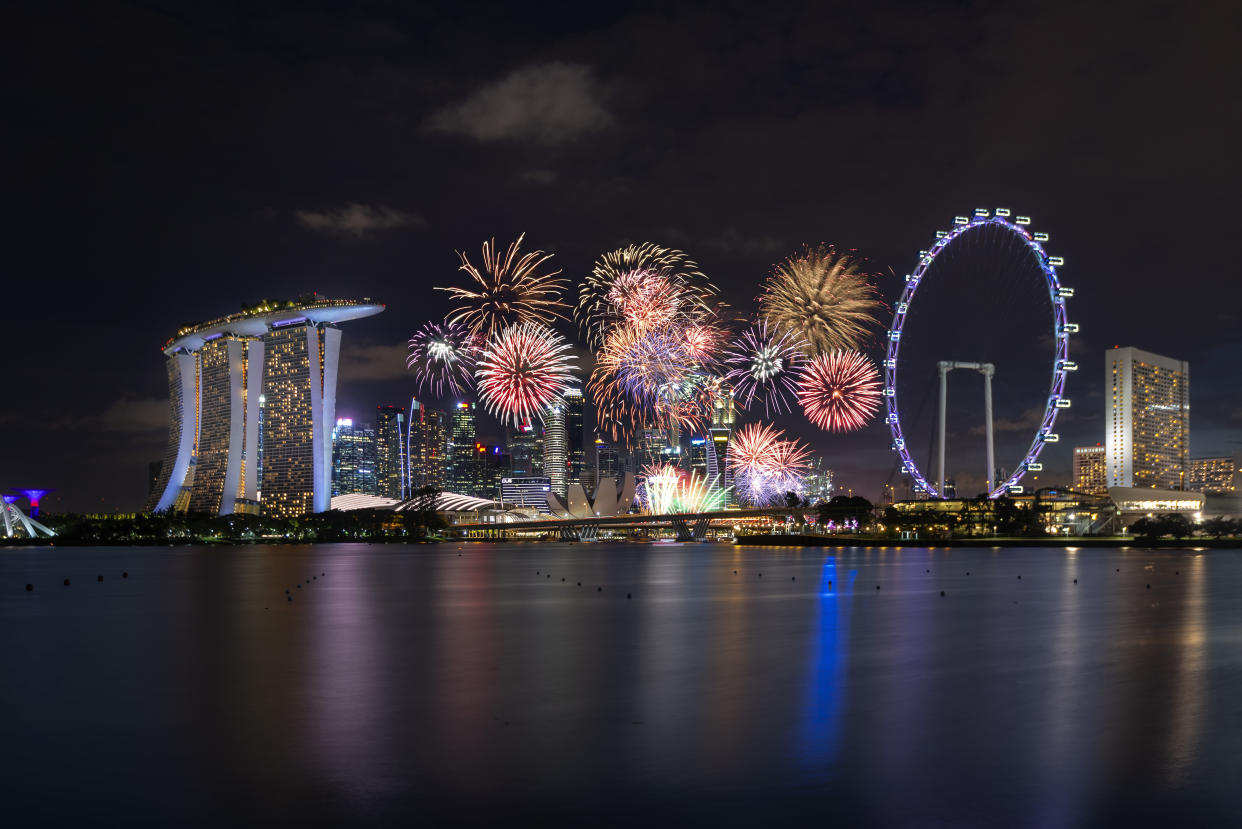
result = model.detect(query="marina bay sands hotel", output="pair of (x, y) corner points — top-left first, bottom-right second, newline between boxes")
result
(146, 296), (383, 518)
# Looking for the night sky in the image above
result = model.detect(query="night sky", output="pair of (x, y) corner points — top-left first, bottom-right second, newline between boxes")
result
(7, 0), (1240, 512)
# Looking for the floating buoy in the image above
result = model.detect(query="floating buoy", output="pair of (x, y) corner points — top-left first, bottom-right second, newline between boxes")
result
(876, 585), (881, 590)
(627, 593), (632, 599)
(758, 573), (762, 578)
(562, 578), (565, 582)
(25, 584), (33, 592)
(597, 586), (602, 592)
(940, 591), (945, 597)
(122, 572), (128, 579)
(792, 576), (796, 581)
(1018, 575), (1022, 580)
(1146, 584), (1151, 589)
(287, 596), (292, 602)
(64, 579), (70, 586)
(97, 575), (103, 583)
(1073, 579), (1077, 584)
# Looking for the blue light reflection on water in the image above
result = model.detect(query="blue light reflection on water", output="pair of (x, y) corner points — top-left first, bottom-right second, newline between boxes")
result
(797, 558), (856, 769)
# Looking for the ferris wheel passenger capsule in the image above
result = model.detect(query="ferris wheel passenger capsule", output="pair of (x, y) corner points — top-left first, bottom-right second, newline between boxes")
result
(1057, 286), (1074, 298)
(1041, 433), (1060, 443)
(954, 216), (969, 225)
(974, 208), (990, 217)
(1033, 232), (1049, 241)
(1048, 256), (1065, 266)
(1026, 463), (1043, 472)
(1016, 215), (1032, 225)
(1008, 485), (1025, 494)
(1055, 398), (1072, 408)
(995, 207), (1011, 216)
(1058, 360), (1079, 371)
(1062, 322), (1079, 333)
(936, 230), (947, 238)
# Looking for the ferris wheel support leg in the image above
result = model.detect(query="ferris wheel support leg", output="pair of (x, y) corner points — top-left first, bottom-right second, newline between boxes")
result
(937, 361), (949, 497)
(983, 365), (996, 494)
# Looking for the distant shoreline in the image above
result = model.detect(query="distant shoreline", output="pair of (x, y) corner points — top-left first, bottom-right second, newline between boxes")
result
(733, 534), (1241, 550)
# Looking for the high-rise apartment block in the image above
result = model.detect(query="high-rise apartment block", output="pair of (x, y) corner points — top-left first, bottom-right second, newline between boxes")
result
(374, 405), (406, 498)
(507, 420), (542, 477)
(147, 296), (383, 517)
(1072, 445), (1107, 495)
(1189, 456), (1236, 495)
(406, 399), (447, 491)
(1105, 347), (1189, 490)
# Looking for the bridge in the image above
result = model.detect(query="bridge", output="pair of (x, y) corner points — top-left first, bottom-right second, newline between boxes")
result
(453, 507), (813, 541)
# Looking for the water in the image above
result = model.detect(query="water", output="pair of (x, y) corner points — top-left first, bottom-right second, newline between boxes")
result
(2, 543), (1241, 827)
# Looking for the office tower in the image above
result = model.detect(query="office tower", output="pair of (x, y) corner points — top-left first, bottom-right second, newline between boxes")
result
(708, 382), (736, 503)
(596, 439), (622, 479)
(800, 458), (834, 503)
(332, 418), (377, 496)
(407, 399), (447, 491)
(1189, 456), (1236, 494)
(563, 387), (586, 486)
(1072, 445), (1107, 495)
(446, 402), (479, 495)
(507, 419), (542, 476)
(147, 297), (383, 517)
(374, 405), (406, 498)
(1105, 347), (1189, 489)
(687, 437), (709, 477)
(500, 475), (554, 512)
(476, 444), (511, 498)
(543, 401), (568, 498)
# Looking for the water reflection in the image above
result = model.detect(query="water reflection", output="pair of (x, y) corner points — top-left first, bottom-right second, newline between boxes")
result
(797, 556), (847, 768)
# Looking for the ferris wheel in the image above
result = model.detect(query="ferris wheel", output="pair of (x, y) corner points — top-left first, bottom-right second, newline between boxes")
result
(884, 208), (1076, 499)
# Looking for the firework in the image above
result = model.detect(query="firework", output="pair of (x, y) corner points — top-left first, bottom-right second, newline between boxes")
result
(759, 245), (884, 356)
(640, 464), (730, 514)
(728, 422), (812, 506)
(576, 243), (717, 347)
(598, 325), (694, 407)
(723, 321), (806, 416)
(586, 366), (638, 447)
(438, 233), (569, 337)
(797, 351), (882, 433)
(407, 320), (477, 396)
(475, 323), (577, 427)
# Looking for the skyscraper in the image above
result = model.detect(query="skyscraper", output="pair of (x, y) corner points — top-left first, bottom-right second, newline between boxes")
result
(543, 401), (568, 498)
(374, 405), (406, 498)
(331, 418), (377, 496)
(147, 296), (383, 517)
(708, 381), (736, 503)
(1073, 445), (1107, 495)
(507, 419), (542, 476)
(446, 402), (479, 495)
(563, 386), (586, 487)
(407, 399), (447, 491)
(1105, 347), (1189, 490)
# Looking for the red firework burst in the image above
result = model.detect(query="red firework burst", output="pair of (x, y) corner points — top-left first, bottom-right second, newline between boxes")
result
(475, 323), (577, 427)
(797, 351), (882, 432)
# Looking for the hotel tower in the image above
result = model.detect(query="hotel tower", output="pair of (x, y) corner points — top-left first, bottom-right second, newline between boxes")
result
(146, 296), (384, 517)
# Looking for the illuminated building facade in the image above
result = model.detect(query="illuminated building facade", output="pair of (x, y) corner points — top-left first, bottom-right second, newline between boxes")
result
(406, 399), (447, 490)
(800, 458), (834, 503)
(500, 476), (553, 512)
(1073, 445), (1108, 495)
(1189, 456), (1236, 495)
(563, 387), (586, 487)
(332, 418), (377, 496)
(446, 402), (479, 495)
(507, 419), (542, 476)
(375, 405), (406, 498)
(543, 400), (568, 498)
(146, 296), (383, 517)
(708, 382), (736, 504)
(1105, 347), (1189, 490)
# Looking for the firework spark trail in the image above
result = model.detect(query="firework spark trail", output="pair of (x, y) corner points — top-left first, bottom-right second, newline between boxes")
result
(475, 323), (577, 427)
(723, 321), (806, 416)
(759, 244), (884, 357)
(438, 233), (569, 337)
(639, 463), (730, 514)
(797, 351), (883, 433)
(407, 320), (477, 396)
(576, 243), (718, 348)
(728, 422), (812, 506)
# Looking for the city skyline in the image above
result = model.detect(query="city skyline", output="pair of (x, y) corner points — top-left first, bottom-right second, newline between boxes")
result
(6, 2), (1241, 513)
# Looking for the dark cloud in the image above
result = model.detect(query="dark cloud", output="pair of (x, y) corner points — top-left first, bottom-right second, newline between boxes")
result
(426, 62), (611, 145)
(295, 204), (423, 238)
